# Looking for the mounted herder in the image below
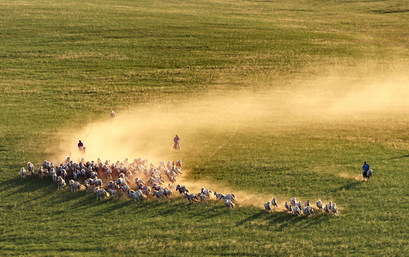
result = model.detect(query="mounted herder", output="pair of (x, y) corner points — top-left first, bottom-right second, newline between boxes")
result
(172, 135), (180, 152)
(362, 161), (373, 181)
(78, 140), (86, 154)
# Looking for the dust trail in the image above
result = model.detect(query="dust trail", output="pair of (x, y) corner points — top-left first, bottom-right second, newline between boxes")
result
(52, 69), (409, 210)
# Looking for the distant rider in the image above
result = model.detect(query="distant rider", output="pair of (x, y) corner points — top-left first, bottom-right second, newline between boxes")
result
(362, 161), (370, 178)
(78, 140), (85, 153)
(173, 135), (180, 151)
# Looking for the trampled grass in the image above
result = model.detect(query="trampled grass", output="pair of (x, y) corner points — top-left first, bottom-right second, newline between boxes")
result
(1, 0), (409, 256)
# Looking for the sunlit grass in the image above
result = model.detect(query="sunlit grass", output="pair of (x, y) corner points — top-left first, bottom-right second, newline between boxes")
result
(1, 0), (409, 256)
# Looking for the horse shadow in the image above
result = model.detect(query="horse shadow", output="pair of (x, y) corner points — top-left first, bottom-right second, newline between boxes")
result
(236, 211), (265, 226)
(235, 209), (330, 230)
(332, 181), (363, 192)
(391, 154), (409, 159)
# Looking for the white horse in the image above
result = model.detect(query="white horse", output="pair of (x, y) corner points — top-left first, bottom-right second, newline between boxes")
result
(362, 169), (373, 181)
(20, 167), (26, 179)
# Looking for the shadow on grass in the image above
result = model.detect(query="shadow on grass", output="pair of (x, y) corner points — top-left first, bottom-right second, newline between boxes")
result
(236, 210), (304, 229)
(1, 177), (58, 204)
(236, 208), (335, 230)
(63, 193), (213, 214)
(1, 176), (53, 193)
(1, 176), (229, 217)
(236, 210), (265, 226)
(391, 154), (409, 159)
(274, 210), (337, 231)
(331, 180), (363, 192)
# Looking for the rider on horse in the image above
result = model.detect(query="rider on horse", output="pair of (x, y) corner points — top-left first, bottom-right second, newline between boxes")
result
(78, 140), (86, 153)
(173, 135), (180, 151)
(362, 161), (370, 178)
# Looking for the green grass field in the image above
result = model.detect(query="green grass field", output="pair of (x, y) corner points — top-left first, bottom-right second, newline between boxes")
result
(1, 0), (409, 256)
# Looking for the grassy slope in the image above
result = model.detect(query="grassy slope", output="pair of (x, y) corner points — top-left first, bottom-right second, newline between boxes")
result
(1, 0), (409, 256)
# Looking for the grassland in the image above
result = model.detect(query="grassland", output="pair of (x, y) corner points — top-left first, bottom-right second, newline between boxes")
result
(1, 0), (409, 256)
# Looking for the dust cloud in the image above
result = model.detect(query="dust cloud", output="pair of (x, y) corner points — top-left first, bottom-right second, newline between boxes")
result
(53, 68), (409, 209)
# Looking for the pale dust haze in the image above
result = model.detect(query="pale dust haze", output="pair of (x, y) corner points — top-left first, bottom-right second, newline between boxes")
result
(54, 68), (409, 209)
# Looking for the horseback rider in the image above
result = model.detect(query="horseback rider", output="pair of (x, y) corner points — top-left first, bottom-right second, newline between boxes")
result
(78, 140), (86, 153)
(173, 135), (180, 151)
(362, 161), (370, 178)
